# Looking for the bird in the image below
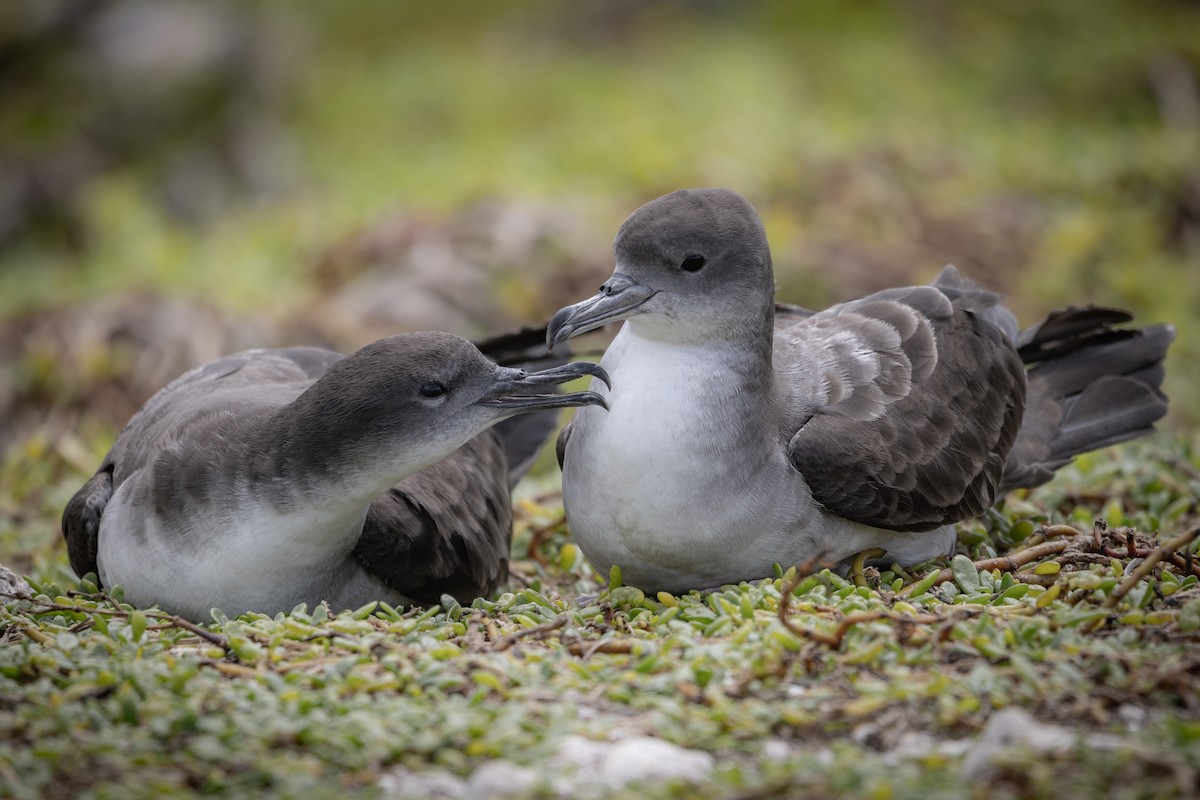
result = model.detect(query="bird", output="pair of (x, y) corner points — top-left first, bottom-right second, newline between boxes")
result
(547, 188), (1174, 593)
(62, 330), (608, 620)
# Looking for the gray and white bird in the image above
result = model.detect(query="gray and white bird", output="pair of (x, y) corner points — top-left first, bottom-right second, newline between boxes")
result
(62, 331), (607, 620)
(548, 188), (1173, 593)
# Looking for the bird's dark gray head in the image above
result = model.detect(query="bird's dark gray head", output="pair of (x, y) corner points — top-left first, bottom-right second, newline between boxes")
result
(548, 188), (775, 347)
(289, 332), (608, 477)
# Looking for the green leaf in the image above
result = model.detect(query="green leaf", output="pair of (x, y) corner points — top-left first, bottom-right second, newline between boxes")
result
(608, 564), (623, 590)
(129, 610), (147, 643)
(951, 555), (981, 594)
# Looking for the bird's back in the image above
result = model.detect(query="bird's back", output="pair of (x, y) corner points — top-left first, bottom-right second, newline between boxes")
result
(104, 348), (342, 484)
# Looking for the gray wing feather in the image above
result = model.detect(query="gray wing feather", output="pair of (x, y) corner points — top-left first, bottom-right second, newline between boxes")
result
(775, 287), (945, 422)
(105, 347), (344, 485)
(353, 433), (511, 604)
(1001, 314), (1172, 493)
(555, 422), (572, 470)
(786, 272), (1026, 531)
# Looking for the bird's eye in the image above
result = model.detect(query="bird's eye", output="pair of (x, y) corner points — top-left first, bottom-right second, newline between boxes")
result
(419, 382), (447, 398)
(680, 254), (706, 272)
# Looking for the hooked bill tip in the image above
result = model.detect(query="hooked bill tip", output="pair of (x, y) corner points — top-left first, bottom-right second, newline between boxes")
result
(575, 361), (611, 389)
(546, 305), (577, 351)
(571, 391), (609, 411)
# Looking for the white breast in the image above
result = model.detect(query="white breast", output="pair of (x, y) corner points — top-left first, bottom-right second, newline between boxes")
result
(561, 329), (813, 590)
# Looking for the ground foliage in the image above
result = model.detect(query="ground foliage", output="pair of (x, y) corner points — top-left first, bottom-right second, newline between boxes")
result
(3, 435), (1200, 799)
(2, 2), (1200, 798)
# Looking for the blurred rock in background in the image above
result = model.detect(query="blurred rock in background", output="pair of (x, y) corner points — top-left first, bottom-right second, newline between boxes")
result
(309, 198), (613, 347)
(0, 294), (265, 453)
(0, 0), (297, 252)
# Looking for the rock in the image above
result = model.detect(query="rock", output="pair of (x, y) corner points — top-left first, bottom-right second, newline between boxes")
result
(554, 734), (713, 791)
(377, 767), (466, 799)
(601, 736), (714, 787)
(0, 563), (32, 599)
(961, 707), (1134, 781)
(467, 760), (541, 798)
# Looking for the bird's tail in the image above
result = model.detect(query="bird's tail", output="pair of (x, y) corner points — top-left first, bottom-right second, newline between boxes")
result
(998, 306), (1175, 493)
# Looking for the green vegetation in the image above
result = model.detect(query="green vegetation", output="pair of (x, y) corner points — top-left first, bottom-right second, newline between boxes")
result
(3, 436), (1200, 798)
(2, 2), (1199, 797)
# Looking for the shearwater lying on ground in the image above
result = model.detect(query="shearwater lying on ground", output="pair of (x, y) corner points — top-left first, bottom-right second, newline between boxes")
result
(62, 330), (608, 620)
(548, 188), (1173, 593)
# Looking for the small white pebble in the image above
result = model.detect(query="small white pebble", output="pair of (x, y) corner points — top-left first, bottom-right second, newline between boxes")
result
(961, 708), (1135, 781)
(761, 739), (792, 761)
(378, 767), (466, 799)
(467, 760), (541, 798)
(555, 734), (610, 773)
(550, 734), (714, 792)
(599, 736), (714, 787)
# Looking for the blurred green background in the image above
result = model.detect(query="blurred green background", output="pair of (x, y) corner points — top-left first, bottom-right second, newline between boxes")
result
(1, 0), (1197, 478)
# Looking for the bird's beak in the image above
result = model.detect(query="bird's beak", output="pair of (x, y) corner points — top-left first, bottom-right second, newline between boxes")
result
(547, 273), (656, 351)
(476, 362), (610, 412)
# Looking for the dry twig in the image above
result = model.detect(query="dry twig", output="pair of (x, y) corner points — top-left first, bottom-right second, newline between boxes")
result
(1104, 527), (1200, 610)
(490, 615), (567, 651)
(22, 593), (227, 647)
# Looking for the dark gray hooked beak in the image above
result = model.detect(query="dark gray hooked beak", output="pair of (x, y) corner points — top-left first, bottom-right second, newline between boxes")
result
(547, 273), (656, 351)
(476, 361), (610, 412)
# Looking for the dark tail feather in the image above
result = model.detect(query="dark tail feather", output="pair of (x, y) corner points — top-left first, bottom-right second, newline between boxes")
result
(1017, 306), (1136, 363)
(473, 324), (571, 488)
(1051, 375), (1169, 456)
(474, 324), (566, 372)
(1000, 309), (1174, 494)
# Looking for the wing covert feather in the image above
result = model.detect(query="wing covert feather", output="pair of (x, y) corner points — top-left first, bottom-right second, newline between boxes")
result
(784, 283), (1026, 531)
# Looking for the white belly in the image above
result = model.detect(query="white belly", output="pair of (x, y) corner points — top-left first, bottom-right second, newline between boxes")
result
(561, 334), (810, 590)
(97, 473), (408, 620)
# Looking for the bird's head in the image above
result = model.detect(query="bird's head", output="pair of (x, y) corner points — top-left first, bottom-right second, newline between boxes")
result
(297, 332), (608, 475)
(548, 188), (775, 348)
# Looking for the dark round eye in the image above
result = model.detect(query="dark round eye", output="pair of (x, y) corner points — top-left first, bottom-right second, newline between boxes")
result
(680, 254), (706, 272)
(419, 382), (447, 398)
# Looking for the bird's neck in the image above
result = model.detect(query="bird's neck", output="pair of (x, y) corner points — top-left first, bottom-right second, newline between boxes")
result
(617, 302), (777, 398)
(253, 393), (403, 512)
(604, 318), (780, 445)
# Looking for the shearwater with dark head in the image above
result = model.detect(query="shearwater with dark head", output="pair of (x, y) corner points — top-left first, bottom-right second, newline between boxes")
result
(63, 331), (608, 620)
(548, 188), (1173, 593)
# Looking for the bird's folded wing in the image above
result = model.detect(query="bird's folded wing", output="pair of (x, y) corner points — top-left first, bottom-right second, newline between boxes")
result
(353, 433), (512, 605)
(105, 347), (346, 483)
(774, 286), (949, 422)
(781, 285), (1026, 532)
(774, 301), (817, 328)
(62, 467), (114, 580)
(62, 346), (348, 583)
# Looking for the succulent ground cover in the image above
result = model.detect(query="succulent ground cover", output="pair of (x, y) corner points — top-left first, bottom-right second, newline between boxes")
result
(2, 4), (1199, 797)
(3, 434), (1199, 799)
